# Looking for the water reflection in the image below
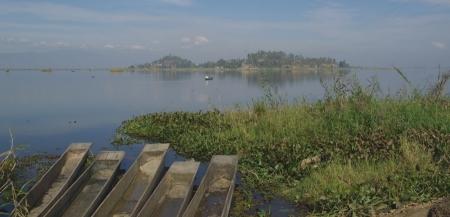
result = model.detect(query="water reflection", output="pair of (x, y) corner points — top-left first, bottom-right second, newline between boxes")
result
(0, 68), (448, 155)
(243, 70), (345, 88)
(0, 67), (448, 217)
(116, 70), (194, 81)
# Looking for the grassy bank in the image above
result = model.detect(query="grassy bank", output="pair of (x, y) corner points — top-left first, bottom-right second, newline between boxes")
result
(114, 75), (450, 216)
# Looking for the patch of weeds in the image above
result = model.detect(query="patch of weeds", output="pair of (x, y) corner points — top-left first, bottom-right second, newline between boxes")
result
(114, 74), (450, 216)
(287, 140), (450, 216)
(0, 132), (30, 217)
(1, 132), (58, 216)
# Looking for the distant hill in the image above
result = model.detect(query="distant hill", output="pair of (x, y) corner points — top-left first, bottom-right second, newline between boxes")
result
(245, 51), (347, 68)
(130, 51), (350, 70)
(132, 55), (195, 69)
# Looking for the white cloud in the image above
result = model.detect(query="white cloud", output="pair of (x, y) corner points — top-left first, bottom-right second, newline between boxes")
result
(55, 41), (70, 47)
(0, 2), (165, 23)
(18, 38), (30, 43)
(421, 0), (450, 4)
(161, 0), (192, 6)
(395, 0), (450, 5)
(1, 37), (31, 44)
(1, 1), (449, 66)
(193, 36), (209, 45)
(129, 44), (146, 50)
(34, 41), (48, 46)
(181, 36), (209, 48)
(7, 38), (72, 48)
(181, 37), (191, 43)
(432, 41), (447, 49)
(104, 44), (116, 49)
(104, 44), (151, 50)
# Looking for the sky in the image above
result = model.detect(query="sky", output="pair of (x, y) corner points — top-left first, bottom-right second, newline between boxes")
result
(0, 0), (449, 67)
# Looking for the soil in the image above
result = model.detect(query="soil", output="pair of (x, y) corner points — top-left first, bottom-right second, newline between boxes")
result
(428, 197), (450, 217)
(378, 198), (450, 217)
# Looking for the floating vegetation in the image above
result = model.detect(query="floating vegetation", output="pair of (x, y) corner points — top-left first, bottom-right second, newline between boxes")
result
(110, 67), (125, 73)
(115, 72), (450, 216)
(40, 68), (52, 73)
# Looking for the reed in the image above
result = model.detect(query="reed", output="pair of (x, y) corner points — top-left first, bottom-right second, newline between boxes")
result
(0, 131), (29, 217)
(1, 130), (17, 192)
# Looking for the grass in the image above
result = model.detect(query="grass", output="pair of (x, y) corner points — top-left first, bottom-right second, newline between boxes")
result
(289, 140), (450, 216)
(0, 131), (58, 217)
(114, 72), (450, 216)
(0, 131), (29, 217)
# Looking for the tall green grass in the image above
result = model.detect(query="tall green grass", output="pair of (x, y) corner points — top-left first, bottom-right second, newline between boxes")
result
(116, 73), (450, 216)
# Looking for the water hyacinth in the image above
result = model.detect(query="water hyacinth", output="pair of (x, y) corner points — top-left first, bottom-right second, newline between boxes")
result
(115, 73), (450, 216)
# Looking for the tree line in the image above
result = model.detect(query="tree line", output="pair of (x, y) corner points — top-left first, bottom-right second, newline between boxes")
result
(130, 51), (349, 69)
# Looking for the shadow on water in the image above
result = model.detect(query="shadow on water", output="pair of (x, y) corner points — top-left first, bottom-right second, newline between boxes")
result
(252, 193), (308, 217)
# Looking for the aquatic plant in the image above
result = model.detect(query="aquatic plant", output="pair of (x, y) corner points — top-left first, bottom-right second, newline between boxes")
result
(1, 130), (17, 191)
(0, 130), (29, 217)
(115, 72), (450, 216)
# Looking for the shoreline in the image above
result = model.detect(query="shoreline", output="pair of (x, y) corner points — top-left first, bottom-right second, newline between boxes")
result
(113, 78), (450, 216)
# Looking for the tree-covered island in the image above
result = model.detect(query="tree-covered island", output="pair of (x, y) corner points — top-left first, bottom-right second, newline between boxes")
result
(127, 50), (350, 72)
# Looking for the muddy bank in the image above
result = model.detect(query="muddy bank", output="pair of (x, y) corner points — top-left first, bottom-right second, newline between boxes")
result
(379, 198), (450, 217)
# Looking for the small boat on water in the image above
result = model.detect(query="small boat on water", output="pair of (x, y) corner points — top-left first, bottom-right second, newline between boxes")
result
(136, 161), (199, 217)
(16, 143), (91, 217)
(44, 151), (125, 217)
(204, 75), (213, 80)
(92, 143), (169, 217)
(182, 155), (238, 217)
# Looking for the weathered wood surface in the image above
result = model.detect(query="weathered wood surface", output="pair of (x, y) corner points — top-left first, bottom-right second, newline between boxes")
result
(19, 143), (91, 217)
(182, 155), (238, 217)
(137, 161), (200, 217)
(13, 142), (238, 217)
(92, 143), (169, 217)
(44, 151), (125, 217)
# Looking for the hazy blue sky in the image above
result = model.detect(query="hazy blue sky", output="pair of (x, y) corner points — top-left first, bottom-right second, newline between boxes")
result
(0, 0), (449, 67)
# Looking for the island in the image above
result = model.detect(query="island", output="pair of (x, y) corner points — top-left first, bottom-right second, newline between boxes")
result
(125, 50), (350, 73)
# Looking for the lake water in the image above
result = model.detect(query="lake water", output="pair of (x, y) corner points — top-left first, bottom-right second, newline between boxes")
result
(0, 68), (448, 215)
(1, 67), (449, 160)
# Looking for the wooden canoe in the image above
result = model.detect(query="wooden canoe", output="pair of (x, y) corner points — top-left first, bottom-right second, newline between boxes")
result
(137, 161), (200, 217)
(44, 151), (125, 217)
(92, 143), (169, 217)
(18, 143), (91, 217)
(182, 155), (238, 217)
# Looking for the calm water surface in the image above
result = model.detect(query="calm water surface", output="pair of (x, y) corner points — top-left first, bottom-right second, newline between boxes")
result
(0, 68), (448, 159)
(0, 68), (448, 215)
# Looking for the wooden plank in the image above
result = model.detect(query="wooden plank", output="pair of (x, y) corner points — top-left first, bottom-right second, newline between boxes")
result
(182, 155), (238, 217)
(44, 151), (125, 217)
(17, 143), (92, 217)
(137, 161), (200, 217)
(92, 143), (169, 217)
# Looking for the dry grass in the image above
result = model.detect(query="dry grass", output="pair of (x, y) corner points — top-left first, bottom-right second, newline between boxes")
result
(1, 130), (17, 191)
(429, 71), (450, 101)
